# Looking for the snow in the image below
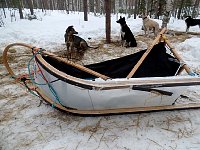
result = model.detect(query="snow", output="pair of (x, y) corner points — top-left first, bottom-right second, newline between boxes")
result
(1, 9), (200, 150)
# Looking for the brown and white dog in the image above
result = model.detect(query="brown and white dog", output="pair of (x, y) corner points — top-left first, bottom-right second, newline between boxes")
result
(64, 26), (98, 52)
(142, 15), (159, 37)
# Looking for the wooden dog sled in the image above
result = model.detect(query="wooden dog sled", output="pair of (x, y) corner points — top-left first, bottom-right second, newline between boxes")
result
(3, 28), (200, 115)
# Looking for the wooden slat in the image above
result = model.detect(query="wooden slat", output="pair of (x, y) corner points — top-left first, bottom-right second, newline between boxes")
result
(42, 51), (110, 81)
(127, 28), (167, 79)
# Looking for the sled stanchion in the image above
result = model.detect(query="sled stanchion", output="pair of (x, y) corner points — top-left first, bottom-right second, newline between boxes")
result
(163, 35), (194, 75)
(42, 51), (110, 81)
(127, 28), (167, 79)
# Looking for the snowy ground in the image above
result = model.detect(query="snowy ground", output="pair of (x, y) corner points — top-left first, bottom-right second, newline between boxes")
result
(1, 10), (200, 150)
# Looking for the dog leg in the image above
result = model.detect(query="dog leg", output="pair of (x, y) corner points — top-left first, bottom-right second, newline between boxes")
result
(154, 27), (158, 37)
(147, 28), (150, 37)
(122, 40), (127, 47)
(144, 28), (147, 36)
(68, 42), (74, 60)
(186, 26), (189, 33)
(66, 42), (70, 57)
(121, 40), (123, 47)
(126, 42), (131, 48)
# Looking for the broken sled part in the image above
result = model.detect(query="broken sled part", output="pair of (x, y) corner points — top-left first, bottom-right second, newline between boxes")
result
(3, 28), (200, 115)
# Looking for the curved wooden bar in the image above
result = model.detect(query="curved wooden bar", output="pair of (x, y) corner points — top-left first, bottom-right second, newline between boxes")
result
(3, 43), (33, 77)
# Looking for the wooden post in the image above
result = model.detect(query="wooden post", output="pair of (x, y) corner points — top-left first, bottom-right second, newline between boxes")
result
(127, 28), (167, 79)
(163, 35), (194, 75)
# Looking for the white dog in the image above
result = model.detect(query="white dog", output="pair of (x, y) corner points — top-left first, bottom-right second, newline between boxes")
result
(142, 15), (159, 37)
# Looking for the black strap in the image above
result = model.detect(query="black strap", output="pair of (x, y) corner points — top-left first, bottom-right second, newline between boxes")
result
(132, 86), (173, 96)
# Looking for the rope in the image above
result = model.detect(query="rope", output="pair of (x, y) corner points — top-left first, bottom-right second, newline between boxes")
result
(27, 48), (46, 86)
(22, 79), (40, 97)
(2, 43), (42, 97)
(3, 43), (64, 108)
(27, 48), (64, 107)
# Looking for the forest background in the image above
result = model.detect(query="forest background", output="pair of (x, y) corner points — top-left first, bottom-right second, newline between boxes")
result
(0, 0), (199, 23)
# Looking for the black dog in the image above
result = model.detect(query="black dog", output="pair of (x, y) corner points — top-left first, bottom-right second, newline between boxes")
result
(116, 16), (137, 47)
(185, 16), (200, 32)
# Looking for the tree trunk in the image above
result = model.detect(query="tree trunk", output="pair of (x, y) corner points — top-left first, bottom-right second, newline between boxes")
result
(49, 0), (53, 10)
(67, 0), (70, 13)
(72, 0), (74, 11)
(105, 0), (111, 43)
(1, 1), (7, 18)
(18, 0), (23, 19)
(95, 0), (100, 14)
(83, 0), (88, 21)
(154, 0), (159, 18)
(125, 0), (128, 14)
(177, 0), (184, 19)
(119, 0), (122, 7)
(128, 0), (131, 18)
(112, 0), (115, 14)
(192, 0), (200, 18)
(149, 0), (153, 17)
(161, 0), (173, 28)
(100, 1), (104, 14)
(27, 0), (34, 15)
(134, 0), (138, 19)
(89, 0), (94, 12)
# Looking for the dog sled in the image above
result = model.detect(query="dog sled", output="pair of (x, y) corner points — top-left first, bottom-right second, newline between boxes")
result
(3, 28), (200, 115)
